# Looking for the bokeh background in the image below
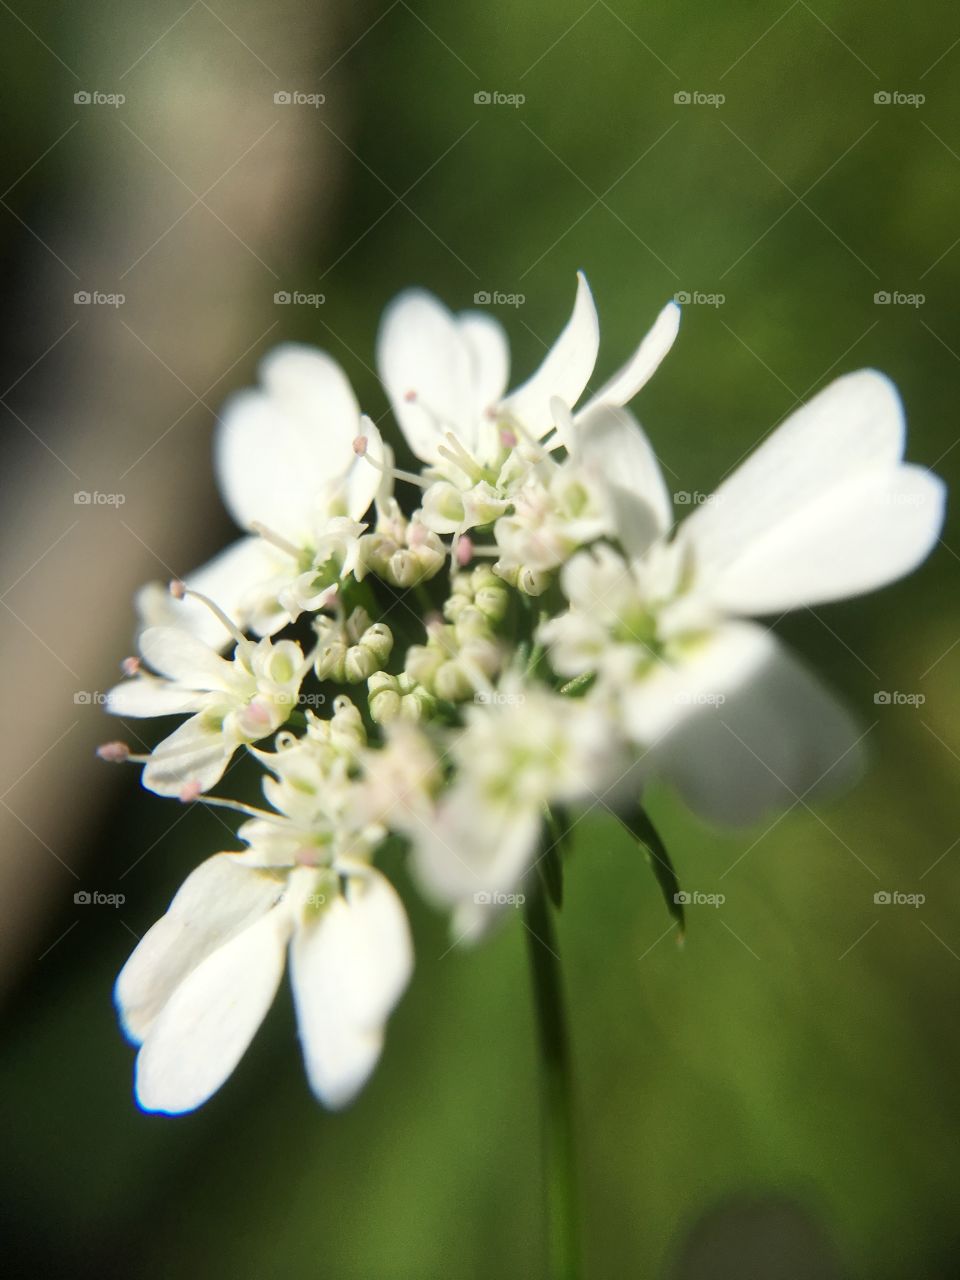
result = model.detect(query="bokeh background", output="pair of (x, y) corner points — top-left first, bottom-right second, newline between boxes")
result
(1, 2), (958, 1277)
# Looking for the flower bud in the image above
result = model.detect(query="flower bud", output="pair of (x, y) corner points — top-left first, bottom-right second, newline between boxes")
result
(434, 660), (475, 703)
(405, 644), (444, 690)
(314, 640), (347, 683)
(368, 671), (402, 723)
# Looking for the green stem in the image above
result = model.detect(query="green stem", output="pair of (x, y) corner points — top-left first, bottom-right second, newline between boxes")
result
(524, 880), (580, 1280)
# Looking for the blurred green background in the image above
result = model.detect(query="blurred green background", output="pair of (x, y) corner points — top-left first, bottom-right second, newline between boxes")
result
(1, 1), (958, 1277)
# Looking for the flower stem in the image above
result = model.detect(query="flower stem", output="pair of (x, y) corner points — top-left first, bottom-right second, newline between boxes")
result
(524, 880), (580, 1280)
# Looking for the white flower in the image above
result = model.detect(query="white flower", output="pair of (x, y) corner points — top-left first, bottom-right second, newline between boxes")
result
(541, 371), (946, 823)
(115, 853), (412, 1114)
(137, 345), (384, 647)
(408, 681), (627, 940)
(115, 697), (413, 1113)
(106, 625), (307, 796)
(376, 273), (679, 537)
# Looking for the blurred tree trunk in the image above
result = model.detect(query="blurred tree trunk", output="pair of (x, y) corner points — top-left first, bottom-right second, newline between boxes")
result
(0, 0), (355, 986)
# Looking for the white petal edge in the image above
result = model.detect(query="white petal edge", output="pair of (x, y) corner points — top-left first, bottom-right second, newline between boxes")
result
(648, 623), (864, 826)
(500, 271), (600, 438)
(677, 369), (910, 594)
(214, 344), (360, 541)
(291, 870), (413, 1109)
(135, 907), (290, 1114)
(141, 714), (233, 797)
(574, 402), (673, 551)
(115, 854), (284, 1044)
(580, 299), (680, 414)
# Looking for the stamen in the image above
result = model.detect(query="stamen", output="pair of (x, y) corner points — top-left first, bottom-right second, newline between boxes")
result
(195, 794), (281, 822)
(169, 581), (248, 647)
(353, 439), (429, 489)
(250, 521), (303, 560)
(455, 535), (474, 567)
(96, 741), (132, 763)
(120, 656), (140, 677)
(179, 781), (203, 804)
(437, 431), (484, 483)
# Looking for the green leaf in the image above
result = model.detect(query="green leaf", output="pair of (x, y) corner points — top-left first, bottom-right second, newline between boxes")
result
(620, 806), (685, 936)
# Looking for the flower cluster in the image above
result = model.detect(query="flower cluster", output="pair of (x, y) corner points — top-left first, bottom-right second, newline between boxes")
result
(103, 273), (945, 1114)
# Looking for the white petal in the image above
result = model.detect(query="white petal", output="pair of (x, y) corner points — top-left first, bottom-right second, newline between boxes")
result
(346, 415), (385, 521)
(646, 623), (863, 825)
(291, 870), (412, 1109)
(215, 344), (360, 541)
(106, 674), (206, 718)
(115, 854), (284, 1044)
(574, 403), (672, 552)
(678, 371), (944, 611)
(141, 714), (232, 797)
(698, 464), (944, 614)
(411, 790), (541, 906)
(377, 290), (508, 463)
(580, 299), (680, 413)
(139, 626), (235, 691)
(133, 537), (281, 653)
(458, 311), (510, 409)
(190, 537), (289, 642)
(135, 908), (290, 1114)
(500, 271), (599, 437)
